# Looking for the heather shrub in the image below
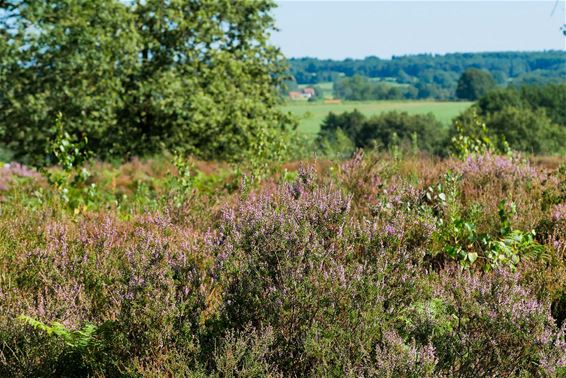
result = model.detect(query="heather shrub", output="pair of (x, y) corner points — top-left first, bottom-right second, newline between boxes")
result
(212, 325), (281, 377)
(337, 149), (387, 209)
(210, 167), (435, 375)
(0, 152), (565, 375)
(0, 163), (43, 208)
(0, 210), (216, 374)
(424, 268), (566, 376)
(449, 153), (552, 231)
(369, 331), (437, 377)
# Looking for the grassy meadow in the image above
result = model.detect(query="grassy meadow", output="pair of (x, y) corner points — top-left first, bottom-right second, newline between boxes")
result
(282, 100), (473, 134)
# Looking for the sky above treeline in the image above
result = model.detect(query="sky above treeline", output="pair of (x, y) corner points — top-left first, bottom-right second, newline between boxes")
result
(271, 1), (566, 59)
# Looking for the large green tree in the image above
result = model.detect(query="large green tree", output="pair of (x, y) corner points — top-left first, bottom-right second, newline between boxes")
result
(456, 68), (497, 100)
(0, 0), (293, 165)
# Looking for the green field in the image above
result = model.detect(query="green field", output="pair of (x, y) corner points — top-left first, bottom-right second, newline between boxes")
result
(282, 100), (473, 134)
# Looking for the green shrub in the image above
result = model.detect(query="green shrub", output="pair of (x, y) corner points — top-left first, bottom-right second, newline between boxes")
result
(487, 106), (566, 155)
(318, 110), (446, 156)
(452, 83), (566, 156)
(40, 114), (98, 212)
(449, 108), (504, 158)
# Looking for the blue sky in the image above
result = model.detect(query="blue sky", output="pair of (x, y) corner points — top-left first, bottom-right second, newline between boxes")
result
(271, 1), (566, 59)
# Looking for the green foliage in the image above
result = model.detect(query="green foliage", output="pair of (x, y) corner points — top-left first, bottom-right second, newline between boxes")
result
(334, 75), (417, 100)
(478, 84), (566, 125)
(360, 111), (445, 154)
(316, 128), (356, 160)
(456, 68), (497, 100)
(166, 153), (196, 208)
(476, 87), (522, 114)
(423, 171), (461, 217)
(289, 52), (566, 99)
(437, 200), (545, 270)
(17, 315), (98, 351)
(514, 83), (566, 125)
(0, 0), (294, 164)
(47, 114), (92, 171)
(452, 84), (566, 155)
(449, 108), (503, 159)
(41, 114), (97, 211)
(487, 106), (566, 155)
(0, 0), (140, 165)
(318, 109), (366, 143)
(0, 145), (13, 163)
(318, 109), (446, 155)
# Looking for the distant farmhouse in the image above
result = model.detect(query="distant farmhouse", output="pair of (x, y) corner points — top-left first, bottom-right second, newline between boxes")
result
(289, 87), (316, 100)
(302, 87), (315, 97)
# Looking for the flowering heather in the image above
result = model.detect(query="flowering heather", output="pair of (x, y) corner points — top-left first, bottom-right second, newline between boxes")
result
(429, 268), (566, 375)
(0, 152), (565, 376)
(372, 331), (437, 377)
(0, 162), (40, 192)
(455, 153), (542, 180)
(552, 203), (566, 222)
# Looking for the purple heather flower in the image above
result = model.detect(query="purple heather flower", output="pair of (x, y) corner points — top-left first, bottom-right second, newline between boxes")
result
(551, 203), (566, 222)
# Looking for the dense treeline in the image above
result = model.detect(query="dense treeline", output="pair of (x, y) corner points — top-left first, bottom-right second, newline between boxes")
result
(333, 76), (420, 101)
(289, 51), (566, 99)
(318, 83), (566, 156)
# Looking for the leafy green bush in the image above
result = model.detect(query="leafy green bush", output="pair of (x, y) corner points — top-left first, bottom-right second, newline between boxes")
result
(318, 110), (446, 156)
(449, 108), (498, 158)
(40, 114), (98, 211)
(451, 84), (566, 155)
(333, 75), (420, 100)
(502, 83), (566, 125)
(487, 106), (566, 155)
(436, 200), (544, 270)
(359, 111), (446, 154)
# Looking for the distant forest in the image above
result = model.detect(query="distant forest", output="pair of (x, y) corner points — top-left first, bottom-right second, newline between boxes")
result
(286, 51), (566, 100)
